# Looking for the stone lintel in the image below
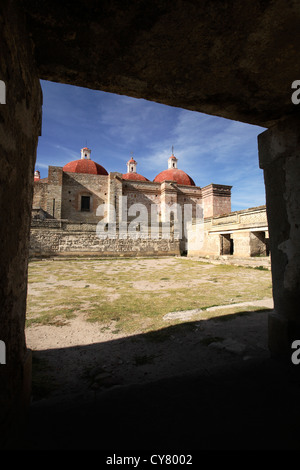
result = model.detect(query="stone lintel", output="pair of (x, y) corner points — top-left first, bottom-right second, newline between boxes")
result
(258, 113), (300, 169)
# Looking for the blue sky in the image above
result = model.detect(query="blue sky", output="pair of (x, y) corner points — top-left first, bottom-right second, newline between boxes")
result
(36, 79), (267, 212)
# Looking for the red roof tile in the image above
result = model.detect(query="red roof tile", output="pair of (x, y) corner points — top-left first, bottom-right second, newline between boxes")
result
(122, 173), (149, 181)
(153, 169), (195, 186)
(63, 159), (108, 175)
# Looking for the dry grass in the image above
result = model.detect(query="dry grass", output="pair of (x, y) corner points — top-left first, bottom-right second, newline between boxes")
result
(26, 257), (272, 335)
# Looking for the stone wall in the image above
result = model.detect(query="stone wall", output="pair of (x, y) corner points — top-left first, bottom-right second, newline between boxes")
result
(32, 179), (48, 211)
(30, 221), (180, 257)
(61, 172), (109, 223)
(122, 180), (161, 224)
(202, 184), (232, 218)
(32, 165), (209, 242)
(187, 206), (268, 258)
(0, 0), (42, 449)
(249, 231), (269, 256)
(231, 231), (251, 257)
(46, 166), (63, 219)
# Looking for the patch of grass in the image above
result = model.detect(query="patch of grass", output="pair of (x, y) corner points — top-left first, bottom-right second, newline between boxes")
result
(26, 257), (272, 333)
(111, 328), (122, 334)
(202, 304), (220, 310)
(26, 307), (77, 327)
(100, 326), (111, 332)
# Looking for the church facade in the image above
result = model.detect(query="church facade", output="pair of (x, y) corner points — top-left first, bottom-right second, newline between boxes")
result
(30, 147), (268, 259)
(31, 147), (232, 256)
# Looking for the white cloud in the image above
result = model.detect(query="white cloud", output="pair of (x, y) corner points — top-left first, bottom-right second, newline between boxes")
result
(35, 162), (49, 169)
(37, 80), (267, 211)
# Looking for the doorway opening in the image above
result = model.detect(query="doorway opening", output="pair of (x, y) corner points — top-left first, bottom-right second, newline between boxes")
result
(250, 231), (270, 257)
(220, 233), (234, 255)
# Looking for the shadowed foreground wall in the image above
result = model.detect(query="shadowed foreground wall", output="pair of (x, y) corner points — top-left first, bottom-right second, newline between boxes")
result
(0, 0), (42, 448)
(259, 115), (300, 356)
(1, 0), (300, 451)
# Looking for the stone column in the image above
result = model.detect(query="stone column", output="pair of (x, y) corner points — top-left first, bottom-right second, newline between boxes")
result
(160, 181), (179, 242)
(0, 0), (42, 448)
(46, 166), (63, 219)
(258, 114), (300, 358)
(107, 172), (123, 224)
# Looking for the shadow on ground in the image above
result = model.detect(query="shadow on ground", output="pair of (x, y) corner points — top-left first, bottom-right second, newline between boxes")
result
(21, 309), (300, 450)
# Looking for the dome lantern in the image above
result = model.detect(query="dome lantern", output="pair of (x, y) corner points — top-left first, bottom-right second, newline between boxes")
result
(122, 154), (149, 181)
(81, 147), (91, 160)
(127, 153), (137, 173)
(153, 151), (195, 186)
(63, 147), (108, 175)
(168, 147), (178, 169)
(34, 170), (40, 181)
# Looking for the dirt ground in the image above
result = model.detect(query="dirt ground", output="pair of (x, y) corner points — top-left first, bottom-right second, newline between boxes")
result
(23, 258), (300, 451)
(26, 266), (273, 406)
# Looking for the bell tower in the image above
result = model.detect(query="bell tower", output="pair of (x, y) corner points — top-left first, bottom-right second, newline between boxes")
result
(168, 147), (178, 169)
(127, 153), (137, 173)
(81, 147), (91, 160)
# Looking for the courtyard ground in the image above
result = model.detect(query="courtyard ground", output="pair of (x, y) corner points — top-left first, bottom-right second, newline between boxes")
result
(23, 256), (300, 450)
(25, 256), (273, 402)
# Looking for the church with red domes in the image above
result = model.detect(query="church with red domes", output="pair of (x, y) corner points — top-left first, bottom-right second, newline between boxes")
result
(32, 146), (232, 255)
(33, 146), (231, 220)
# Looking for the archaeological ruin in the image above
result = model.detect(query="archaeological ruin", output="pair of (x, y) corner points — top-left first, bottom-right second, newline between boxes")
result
(30, 146), (269, 260)
(1, 0), (300, 450)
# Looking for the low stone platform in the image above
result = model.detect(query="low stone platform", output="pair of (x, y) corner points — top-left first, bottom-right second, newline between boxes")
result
(185, 255), (271, 269)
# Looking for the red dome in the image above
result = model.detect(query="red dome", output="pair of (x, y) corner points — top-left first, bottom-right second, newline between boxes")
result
(122, 173), (149, 182)
(153, 169), (195, 186)
(63, 159), (108, 175)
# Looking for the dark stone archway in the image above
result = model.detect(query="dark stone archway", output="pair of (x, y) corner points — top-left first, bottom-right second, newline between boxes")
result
(1, 0), (300, 449)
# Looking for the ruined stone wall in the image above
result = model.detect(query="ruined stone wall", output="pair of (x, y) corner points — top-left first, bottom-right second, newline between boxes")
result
(177, 186), (202, 221)
(45, 166), (63, 219)
(29, 221), (180, 257)
(122, 180), (161, 223)
(107, 173), (123, 223)
(187, 220), (220, 256)
(231, 231), (251, 257)
(187, 206), (268, 258)
(32, 180), (48, 211)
